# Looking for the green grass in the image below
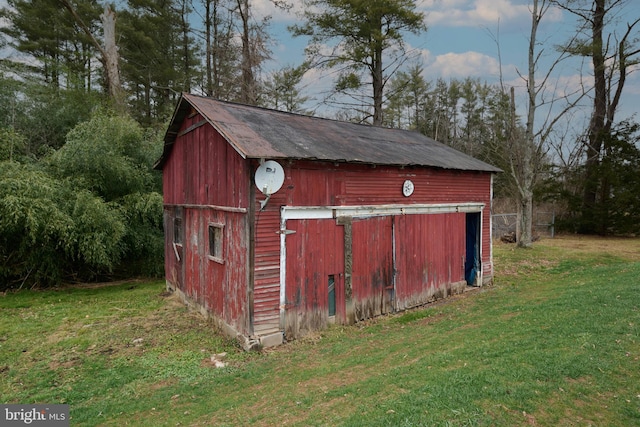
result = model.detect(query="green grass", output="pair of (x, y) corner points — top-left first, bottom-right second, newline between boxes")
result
(1, 236), (640, 426)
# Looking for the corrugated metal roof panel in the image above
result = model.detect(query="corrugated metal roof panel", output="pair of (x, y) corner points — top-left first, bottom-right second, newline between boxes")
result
(157, 93), (501, 173)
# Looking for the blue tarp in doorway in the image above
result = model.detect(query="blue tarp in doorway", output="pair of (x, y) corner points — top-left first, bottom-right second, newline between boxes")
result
(465, 213), (480, 285)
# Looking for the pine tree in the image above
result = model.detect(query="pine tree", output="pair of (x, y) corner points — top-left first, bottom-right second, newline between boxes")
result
(290, 0), (426, 125)
(118, 0), (200, 123)
(1, 0), (102, 89)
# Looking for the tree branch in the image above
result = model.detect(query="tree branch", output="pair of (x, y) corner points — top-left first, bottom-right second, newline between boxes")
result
(58, 0), (106, 63)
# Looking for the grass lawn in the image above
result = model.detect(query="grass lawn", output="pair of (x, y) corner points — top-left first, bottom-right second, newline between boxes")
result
(1, 236), (639, 426)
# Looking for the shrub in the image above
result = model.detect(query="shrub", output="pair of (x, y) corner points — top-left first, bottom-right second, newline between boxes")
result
(1, 111), (164, 288)
(53, 111), (160, 202)
(0, 162), (125, 289)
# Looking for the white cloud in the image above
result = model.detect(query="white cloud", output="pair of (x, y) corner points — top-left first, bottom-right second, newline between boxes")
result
(420, 0), (561, 29)
(427, 51), (503, 79)
(418, 0), (469, 9)
(251, 0), (300, 23)
(626, 67), (640, 95)
(552, 73), (589, 99)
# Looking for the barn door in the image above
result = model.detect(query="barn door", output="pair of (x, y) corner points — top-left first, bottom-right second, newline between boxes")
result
(393, 212), (467, 310)
(350, 216), (394, 320)
(283, 218), (345, 338)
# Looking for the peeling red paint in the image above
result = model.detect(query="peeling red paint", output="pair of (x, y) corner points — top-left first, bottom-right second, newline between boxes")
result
(159, 96), (498, 346)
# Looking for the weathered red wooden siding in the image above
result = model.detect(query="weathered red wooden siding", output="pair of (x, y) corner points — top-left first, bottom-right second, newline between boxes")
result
(394, 213), (466, 310)
(283, 161), (491, 204)
(281, 161), (493, 282)
(272, 161), (493, 338)
(283, 218), (345, 337)
(163, 117), (494, 342)
(163, 113), (249, 207)
(162, 114), (251, 336)
(351, 216), (394, 320)
(252, 204), (282, 336)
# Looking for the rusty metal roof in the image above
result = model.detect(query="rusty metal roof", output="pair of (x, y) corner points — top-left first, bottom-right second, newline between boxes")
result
(156, 93), (501, 173)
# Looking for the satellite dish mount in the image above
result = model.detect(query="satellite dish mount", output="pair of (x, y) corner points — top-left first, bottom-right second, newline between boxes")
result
(254, 160), (285, 210)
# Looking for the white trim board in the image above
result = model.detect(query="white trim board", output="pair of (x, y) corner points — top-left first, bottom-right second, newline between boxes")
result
(281, 202), (485, 221)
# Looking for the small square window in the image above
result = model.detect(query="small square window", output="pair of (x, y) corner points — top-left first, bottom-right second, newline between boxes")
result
(208, 223), (224, 262)
(328, 275), (336, 317)
(174, 217), (183, 245)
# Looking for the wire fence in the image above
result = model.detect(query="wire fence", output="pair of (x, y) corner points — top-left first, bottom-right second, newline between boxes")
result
(492, 211), (555, 240)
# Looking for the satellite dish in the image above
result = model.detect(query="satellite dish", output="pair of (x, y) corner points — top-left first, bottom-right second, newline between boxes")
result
(255, 160), (285, 195)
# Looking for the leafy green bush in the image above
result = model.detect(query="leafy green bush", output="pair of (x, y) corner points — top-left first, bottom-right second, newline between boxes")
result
(0, 162), (125, 288)
(1, 111), (164, 289)
(53, 110), (165, 280)
(0, 127), (27, 162)
(117, 191), (165, 277)
(65, 189), (126, 272)
(53, 111), (161, 202)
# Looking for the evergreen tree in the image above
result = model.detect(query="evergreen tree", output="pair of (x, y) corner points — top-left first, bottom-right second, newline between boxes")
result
(384, 63), (430, 131)
(1, 0), (102, 90)
(118, 0), (200, 124)
(290, 0), (426, 125)
(262, 64), (310, 113)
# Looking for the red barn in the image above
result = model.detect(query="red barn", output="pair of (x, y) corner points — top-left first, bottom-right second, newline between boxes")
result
(156, 93), (501, 349)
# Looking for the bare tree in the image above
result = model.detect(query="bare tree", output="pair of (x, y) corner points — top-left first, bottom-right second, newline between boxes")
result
(199, 0), (238, 99)
(553, 0), (640, 234)
(196, 0), (272, 103)
(494, 0), (585, 247)
(236, 0), (255, 104)
(235, 0), (272, 105)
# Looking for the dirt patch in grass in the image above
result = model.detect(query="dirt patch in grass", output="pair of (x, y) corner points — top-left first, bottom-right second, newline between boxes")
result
(54, 278), (148, 291)
(530, 387), (608, 427)
(48, 357), (81, 371)
(230, 361), (372, 427)
(418, 312), (446, 326)
(500, 311), (521, 320)
(149, 377), (179, 391)
(496, 256), (559, 278)
(544, 235), (640, 262)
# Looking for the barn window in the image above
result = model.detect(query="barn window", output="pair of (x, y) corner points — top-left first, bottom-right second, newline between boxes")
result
(174, 217), (183, 245)
(328, 275), (336, 317)
(208, 223), (224, 263)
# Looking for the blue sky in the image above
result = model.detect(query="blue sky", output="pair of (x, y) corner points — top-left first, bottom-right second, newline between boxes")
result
(256, 0), (640, 122)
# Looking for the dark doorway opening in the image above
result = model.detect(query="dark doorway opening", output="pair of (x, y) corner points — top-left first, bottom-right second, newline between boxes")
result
(465, 212), (481, 286)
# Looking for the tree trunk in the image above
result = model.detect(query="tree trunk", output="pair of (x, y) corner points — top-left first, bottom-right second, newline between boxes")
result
(517, 188), (534, 247)
(371, 14), (384, 126)
(580, 0), (606, 234)
(101, 6), (124, 108)
(205, 0), (213, 96)
(59, 1), (124, 108)
(180, 0), (191, 92)
(516, 0), (540, 249)
(212, 0), (221, 99)
(237, 0), (256, 104)
(372, 52), (383, 126)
